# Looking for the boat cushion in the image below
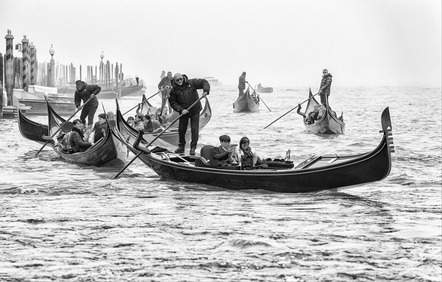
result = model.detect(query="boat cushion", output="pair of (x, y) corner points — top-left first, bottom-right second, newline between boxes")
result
(198, 145), (215, 166)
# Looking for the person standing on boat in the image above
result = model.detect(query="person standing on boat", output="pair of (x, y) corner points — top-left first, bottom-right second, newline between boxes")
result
(168, 73), (210, 155)
(158, 71), (173, 115)
(74, 80), (101, 128)
(318, 69), (332, 105)
(238, 71), (247, 97)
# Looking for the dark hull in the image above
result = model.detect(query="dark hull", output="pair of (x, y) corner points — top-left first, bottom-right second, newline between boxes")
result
(233, 89), (259, 113)
(18, 110), (51, 145)
(132, 107), (393, 193)
(303, 94), (345, 134)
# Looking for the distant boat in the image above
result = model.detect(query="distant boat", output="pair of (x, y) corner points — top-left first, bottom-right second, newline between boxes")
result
(13, 85), (75, 116)
(256, 83), (273, 93)
(300, 89), (345, 135)
(203, 77), (222, 86)
(233, 87), (260, 113)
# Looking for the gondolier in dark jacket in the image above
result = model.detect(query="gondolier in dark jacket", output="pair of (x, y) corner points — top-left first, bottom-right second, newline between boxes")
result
(158, 71), (173, 115)
(238, 71), (247, 97)
(168, 73), (210, 155)
(319, 69), (332, 105)
(74, 80), (101, 127)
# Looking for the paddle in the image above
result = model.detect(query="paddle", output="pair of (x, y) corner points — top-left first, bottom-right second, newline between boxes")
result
(263, 91), (319, 129)
(247, 82), (271, 111)
(113, 93), (208, 179)
(35, 96), (94, 156)
(122, 89), (162, 116)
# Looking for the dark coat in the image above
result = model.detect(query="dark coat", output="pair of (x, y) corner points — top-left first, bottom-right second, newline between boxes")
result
(238, 74), (246, 90)
(319, 73), (333, 96)
(74, 82), (101, 108)
(168, 75), (210, 115)
(212, 145), (232, 166)
(68, 127), (92, 153)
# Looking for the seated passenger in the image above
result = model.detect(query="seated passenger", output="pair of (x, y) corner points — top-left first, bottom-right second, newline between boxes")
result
(212, 135), (238, 166)
(127, 116), (135, 127)
(60, 119), (92, 153)
(239, 136), (262, 170)
(297, 104), (314, 124)
(92, 113), (108, 143)
(133, 113), (145, 131)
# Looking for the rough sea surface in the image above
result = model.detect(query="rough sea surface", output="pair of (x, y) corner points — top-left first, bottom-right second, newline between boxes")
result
(0, 85), (441, 281)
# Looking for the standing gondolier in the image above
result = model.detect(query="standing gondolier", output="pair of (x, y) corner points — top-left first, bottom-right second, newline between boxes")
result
(168, 73), (210, 155)
(158, 71), (173, 115)
(74, 80), (101, 128)
(319, 69), (332, 105)
(238, 71), (247, 97)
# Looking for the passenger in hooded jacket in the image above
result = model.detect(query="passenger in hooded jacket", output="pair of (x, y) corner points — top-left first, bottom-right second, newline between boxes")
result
(168, 73), (210, 155)
(74, 80), (101, 127)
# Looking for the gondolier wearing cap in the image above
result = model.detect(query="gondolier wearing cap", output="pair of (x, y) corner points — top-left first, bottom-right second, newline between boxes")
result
(318, 69), (332, 105)
(168, 73), (210, 155)
(74, 80), (101, 127)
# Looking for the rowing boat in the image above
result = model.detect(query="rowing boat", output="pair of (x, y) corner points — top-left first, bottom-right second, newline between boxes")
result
(129, 107), (394, 193)
(300, 90), (345, 134)
(233, 87), (260, 113)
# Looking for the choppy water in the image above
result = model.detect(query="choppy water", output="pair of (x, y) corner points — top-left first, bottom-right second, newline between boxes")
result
(1, 85), (441, 281)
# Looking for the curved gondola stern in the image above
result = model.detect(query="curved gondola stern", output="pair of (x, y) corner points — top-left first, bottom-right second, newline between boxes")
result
(381, 107), (395, 154)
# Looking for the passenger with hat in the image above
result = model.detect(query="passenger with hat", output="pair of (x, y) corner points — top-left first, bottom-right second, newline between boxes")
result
(168, 73), (210, 155)
(211, 135), (238, 166)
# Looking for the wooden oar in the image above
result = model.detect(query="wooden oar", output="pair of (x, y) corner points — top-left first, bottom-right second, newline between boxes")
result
(122, 89), (162, 116)
(247, 82), (271, 111)
(263, 92), (319, 129)
(35, 96), (93, 156)
(113, 93), (207, 179)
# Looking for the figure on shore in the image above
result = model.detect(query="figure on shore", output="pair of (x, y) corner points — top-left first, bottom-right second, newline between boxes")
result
(74, 80), (101, 127)
(158, 71), (173, 115)
(319, 69), (332, 105)
(135, 76), (139, 86)
(238, 71), (247, 97)
(168, 73), (210, 155)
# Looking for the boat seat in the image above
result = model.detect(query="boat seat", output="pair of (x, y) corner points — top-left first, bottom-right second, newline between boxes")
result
(195, 145), (215, 167)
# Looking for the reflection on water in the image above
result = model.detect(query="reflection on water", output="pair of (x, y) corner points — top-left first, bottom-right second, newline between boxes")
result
(0, 85), (441, 281)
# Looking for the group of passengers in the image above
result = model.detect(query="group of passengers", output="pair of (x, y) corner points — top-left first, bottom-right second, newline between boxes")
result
(211, 134), (263, 170)
(58, 111), (116, 154)
(126, 112), (164, 133)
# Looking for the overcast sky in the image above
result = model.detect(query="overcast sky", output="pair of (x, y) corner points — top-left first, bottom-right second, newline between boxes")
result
(0, 0), (440, 88)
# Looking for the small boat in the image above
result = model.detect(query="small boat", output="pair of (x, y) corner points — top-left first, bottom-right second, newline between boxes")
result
(233, 87), (260, 113)
(13, 86), (76, 115)
(203, 77), (222, 86)
(129, 107), (394, 193)
(18, 100), (126, 166)
(256, 83), (273, 93)
(117, 95), (212, 148)
(300, 90), (345, 134)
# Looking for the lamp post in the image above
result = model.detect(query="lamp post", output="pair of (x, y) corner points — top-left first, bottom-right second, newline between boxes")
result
(100, 51), (104, 85)
(48, 44), (55, 87)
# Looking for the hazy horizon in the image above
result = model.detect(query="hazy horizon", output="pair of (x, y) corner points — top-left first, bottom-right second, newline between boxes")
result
(0, 0), (440, 89)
